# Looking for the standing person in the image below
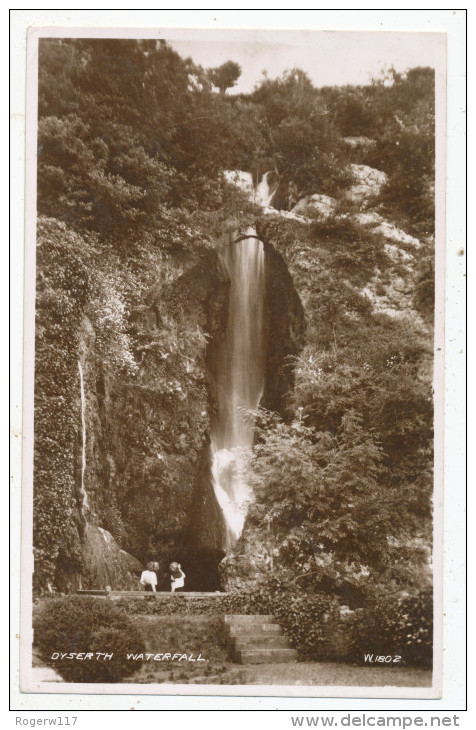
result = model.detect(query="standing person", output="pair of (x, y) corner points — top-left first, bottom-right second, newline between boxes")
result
(169, 562), (186, 593)
(140, 561), (158, 593)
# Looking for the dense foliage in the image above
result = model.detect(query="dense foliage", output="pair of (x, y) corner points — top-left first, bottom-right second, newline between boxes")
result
(114, 579), (431, 667)
(321, 67), (435, 236)
(248, 69), (352, 201)
(226, 211), (433, 602)
(35, 34), (435, 644)
(34, 220), (90, 591)
(34, 596), (146, 682)
(357, 585), (433, 667)
(267, 581), (433, 666)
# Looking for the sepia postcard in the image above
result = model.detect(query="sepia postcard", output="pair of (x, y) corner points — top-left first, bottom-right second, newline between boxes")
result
(16, 18), (454, 703)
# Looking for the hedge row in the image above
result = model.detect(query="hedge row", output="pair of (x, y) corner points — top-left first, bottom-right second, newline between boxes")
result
(34, 582), (432, 685)
(115, 580), (433, 668)
(34, 595), (146, 682)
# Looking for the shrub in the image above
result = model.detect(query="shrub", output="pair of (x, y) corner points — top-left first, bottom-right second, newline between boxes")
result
(273, 590), (343, 660)
(265, 581), (432, 666)
(355, 586), (433, 668)
(111, 580), (432, 668)
(114, 587), (272, 617)
(34, 596), (146, 682)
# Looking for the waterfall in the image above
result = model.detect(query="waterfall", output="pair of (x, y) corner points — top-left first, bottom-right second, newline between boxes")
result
(224, 170), (278, 209)
(78, 360), (90, 515)
(255, 171), (278, 207)
(210, 227), (266, 547)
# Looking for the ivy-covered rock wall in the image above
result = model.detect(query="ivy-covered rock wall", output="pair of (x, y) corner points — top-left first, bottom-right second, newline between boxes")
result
(34, 212), (308, 593)
(34, 217), (230, 591)
(34, 219), (89, 593)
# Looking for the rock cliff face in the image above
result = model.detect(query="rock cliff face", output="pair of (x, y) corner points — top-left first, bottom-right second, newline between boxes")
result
(51, 236), (305, 592)
(262, 240), (306, 414)
(37, 151), (428, 594)
(69, 250), (228, 589)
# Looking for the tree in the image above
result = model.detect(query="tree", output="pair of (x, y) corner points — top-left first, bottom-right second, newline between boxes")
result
(250, 69), (351, 200)
(365, 67), (435, 236)
(244, 411), (409, 584)
(208, 60), (242, 94)
(37, 39), (242, 232)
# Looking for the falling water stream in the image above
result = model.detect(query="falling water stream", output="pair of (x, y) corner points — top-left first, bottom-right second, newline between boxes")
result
(255, 171), (278, 207)
(211, 228), (265, 547)
(210, 173), (276, 548)
(78, 360), (90, 515)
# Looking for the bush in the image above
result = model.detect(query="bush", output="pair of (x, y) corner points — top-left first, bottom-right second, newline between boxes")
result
(265, 581), (432, 667)
(112, 580), (432, 668)
(34, 596), (147, 682)
(114, 587), (272, 617)
(273, 590), (343, 660)
(356, 586), (433, 668)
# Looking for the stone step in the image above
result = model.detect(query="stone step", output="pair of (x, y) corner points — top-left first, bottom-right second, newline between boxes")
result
(226, 623), (283, 637)
(224, 614), (274, 624)
(236, 648), (298, 664)
(223, 614), (297, 664)
(232, 635), (292, 650)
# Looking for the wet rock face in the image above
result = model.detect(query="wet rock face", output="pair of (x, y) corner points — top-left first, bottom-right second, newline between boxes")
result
(80, 523), (143, 590)
(181, 438), (227, 590)
(185, 435), (227, 554)
(262, 240), (306, 415)
(64, 236), (304, 591)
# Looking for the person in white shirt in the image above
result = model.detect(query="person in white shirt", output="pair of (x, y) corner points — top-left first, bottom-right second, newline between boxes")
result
(169, 562), (185, 593)
(140, 561), (158, 592)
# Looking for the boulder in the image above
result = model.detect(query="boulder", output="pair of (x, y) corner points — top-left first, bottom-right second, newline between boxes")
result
(291, 194), (336, 220)
(223, 170), (254, 197)
(354, 212), (420, 249)
(346, 164), (387, 203)
(81, 523), (143, 590)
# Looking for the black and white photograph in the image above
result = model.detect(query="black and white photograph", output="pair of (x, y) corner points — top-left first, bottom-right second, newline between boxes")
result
(16, 18), (452, 701)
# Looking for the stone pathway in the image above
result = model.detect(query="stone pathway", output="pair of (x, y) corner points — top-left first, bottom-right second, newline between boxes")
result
(224, 615), (298, 664)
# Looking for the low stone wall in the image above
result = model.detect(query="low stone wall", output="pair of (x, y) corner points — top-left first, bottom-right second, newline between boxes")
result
(93, 591), (267, 616)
